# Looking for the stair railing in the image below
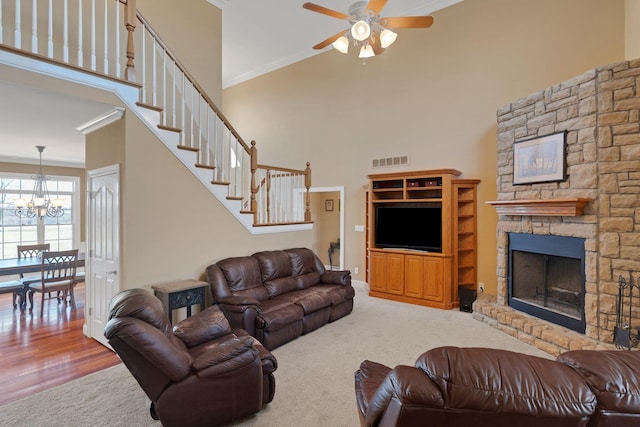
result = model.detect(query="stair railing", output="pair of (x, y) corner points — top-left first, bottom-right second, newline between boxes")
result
(0, 0), (312, 226)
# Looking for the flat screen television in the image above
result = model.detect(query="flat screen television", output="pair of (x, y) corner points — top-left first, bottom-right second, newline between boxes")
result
(375, 205), (442, 252)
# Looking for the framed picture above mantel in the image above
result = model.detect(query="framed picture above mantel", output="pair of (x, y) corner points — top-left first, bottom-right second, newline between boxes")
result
(513, 131), (567, 185)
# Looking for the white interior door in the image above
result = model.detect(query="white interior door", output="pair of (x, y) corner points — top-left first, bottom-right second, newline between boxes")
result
(84, 165), (120, 348)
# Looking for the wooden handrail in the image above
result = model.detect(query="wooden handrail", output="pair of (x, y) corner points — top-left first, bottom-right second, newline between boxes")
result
(133, 12), (250, 154)
(256, 164), (307, 175)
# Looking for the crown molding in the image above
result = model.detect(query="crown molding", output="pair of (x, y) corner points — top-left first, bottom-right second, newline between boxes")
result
(76, 107), (125, 134)
(207, 0), (228, 10)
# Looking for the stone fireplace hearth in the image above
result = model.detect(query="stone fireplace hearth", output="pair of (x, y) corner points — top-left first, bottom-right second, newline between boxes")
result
(475, 58), (640, 355)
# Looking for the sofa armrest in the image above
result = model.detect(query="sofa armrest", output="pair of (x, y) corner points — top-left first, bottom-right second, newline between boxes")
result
(190, 335), (258, 377)
(364, 365), (444, 427)
(218, 297), (260, 336)
(172, 305), (231, 348)
(321, 269), (351, 286)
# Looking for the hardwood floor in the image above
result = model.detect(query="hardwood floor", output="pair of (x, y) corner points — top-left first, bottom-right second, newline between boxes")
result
(0, 283), (121, 406)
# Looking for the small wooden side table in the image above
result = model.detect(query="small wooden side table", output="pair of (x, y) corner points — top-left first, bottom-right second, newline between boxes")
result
(152, 279), (208, 324)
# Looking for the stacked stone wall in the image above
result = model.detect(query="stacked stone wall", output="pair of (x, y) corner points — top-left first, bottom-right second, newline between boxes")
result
(493, 59), (640, 346)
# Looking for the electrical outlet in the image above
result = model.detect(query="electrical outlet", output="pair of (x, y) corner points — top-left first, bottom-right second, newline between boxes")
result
(478, 282), (485, 293)
(354, 267), (359, 275)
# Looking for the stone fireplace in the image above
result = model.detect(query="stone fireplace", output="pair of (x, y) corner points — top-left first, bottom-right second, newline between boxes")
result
(475, 58), (640, 354)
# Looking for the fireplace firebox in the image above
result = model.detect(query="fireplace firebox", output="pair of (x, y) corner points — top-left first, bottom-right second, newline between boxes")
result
(508, 233), (586, 333)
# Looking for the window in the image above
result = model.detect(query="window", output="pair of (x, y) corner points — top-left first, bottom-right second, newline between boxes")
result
(0, 173), (80, 260)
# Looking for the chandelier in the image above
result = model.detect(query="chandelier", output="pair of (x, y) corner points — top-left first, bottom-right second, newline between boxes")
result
(14, 146), (65, 219)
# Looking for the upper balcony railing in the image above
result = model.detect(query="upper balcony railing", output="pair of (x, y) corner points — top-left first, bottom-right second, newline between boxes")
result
(0, 0), (311, 226)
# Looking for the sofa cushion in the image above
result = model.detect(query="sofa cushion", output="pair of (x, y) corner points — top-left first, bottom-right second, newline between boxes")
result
(311, 284), (355, 305)
(217, 257), (269, 301)
(296, 272), (321, 289)
(253, 250), (292, 282)
(258, 301), (304, 332)
(286, 248), (324, 276)
(293, 291), (330, 314)
(264, 276), (298, 298)
(416, 346), (597, 418)
(557, 350), (640, 414)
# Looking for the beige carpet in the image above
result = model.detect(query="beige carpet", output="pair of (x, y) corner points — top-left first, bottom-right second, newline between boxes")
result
(0, 284), (549, 426)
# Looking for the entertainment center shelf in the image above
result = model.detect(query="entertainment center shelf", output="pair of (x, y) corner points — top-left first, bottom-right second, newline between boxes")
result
(367, 169), (480, 310)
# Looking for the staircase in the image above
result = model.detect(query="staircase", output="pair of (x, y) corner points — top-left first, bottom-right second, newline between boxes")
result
(0, 0), (312, 234)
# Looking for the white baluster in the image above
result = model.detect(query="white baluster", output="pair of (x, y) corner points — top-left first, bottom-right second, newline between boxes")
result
(152, 39), (157, 106)
(31, 0), (37, 53)
(77, 0), (83, 66)
(63, 0), (69, 62)
(162, 50), (166, 119)
(0, 0), (3, 44)
(115, 0), (121, 78)
(14, 0), (20, 49)
(180, 74), (186, 146)
(47, 0), (53, 57)
(172, 62), (176, 129)
(140, 27), (146, 102)
(91, 0), (96, 70)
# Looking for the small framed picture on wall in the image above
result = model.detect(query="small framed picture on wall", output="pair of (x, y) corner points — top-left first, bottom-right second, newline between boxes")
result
(325, 199), (334, 211)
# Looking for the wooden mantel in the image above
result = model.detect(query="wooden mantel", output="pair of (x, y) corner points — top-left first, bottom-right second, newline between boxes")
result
(486, 198), (593, 216)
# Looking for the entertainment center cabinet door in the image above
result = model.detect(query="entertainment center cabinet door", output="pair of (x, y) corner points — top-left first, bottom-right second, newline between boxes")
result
(423, 258), (445, 303)
(370, 251), (404, 295)
(405, 255), (424, 298)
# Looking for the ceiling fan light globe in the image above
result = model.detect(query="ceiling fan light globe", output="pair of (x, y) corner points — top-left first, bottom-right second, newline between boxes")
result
(359, 44), (375, 58)
(332, 36), (349, 54)
(351, 20), (371, 41)
(380, 29), (397, 48)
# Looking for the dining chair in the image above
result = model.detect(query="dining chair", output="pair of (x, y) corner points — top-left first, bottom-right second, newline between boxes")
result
(27, 249), (78, 316)
(17, 243), (51, 285)
(18, 243), (52, 310)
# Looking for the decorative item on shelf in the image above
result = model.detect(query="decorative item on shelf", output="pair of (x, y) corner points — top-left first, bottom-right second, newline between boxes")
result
(13, 146), (65, 219)
(303, 0), (434, 64)
(423, 179), (440, 187)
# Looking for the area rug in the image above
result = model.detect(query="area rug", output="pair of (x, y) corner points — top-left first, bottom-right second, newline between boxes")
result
(0, 284), (549, 426)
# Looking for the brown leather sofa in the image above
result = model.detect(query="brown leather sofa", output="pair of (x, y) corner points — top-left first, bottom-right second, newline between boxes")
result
(354, 346), (640, 427)
(104, 288), (277, 427)
(206, 247), (354, 350)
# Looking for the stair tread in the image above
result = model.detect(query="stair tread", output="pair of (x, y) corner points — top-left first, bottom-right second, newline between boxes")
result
(177, 145), (199, 152)
(158, 124), (182, 133)
(136, 102), (163, 112)
(211, 180), (231, 186)
(195, 163), (216, 170)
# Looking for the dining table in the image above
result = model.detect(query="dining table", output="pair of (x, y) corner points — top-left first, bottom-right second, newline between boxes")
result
(0, 253), (85, 310)
(0, 252), (86, 277)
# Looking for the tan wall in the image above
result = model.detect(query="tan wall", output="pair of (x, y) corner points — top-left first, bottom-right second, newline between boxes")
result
(120, 114), (311, 291)
(0, 162), (86, 242)
(626, 0), (640, 59)
(137, 0), (222, 104)
(222, 0), (626, 295)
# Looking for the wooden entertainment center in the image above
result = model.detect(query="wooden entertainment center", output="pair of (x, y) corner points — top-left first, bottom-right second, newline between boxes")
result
(366, 169), (480, 309)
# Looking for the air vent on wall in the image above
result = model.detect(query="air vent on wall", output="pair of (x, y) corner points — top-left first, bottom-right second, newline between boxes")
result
(372, 155), (408, 168)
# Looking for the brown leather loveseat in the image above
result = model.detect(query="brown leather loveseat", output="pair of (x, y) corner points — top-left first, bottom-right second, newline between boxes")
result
(105, 288), (277, 427)
(355, 346), (640, 427)
(206, 247), (354, 350)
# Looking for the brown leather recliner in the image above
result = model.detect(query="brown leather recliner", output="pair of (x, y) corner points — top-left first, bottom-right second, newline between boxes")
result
(355, 346), (640, 427)
(104, 288), (277, 427)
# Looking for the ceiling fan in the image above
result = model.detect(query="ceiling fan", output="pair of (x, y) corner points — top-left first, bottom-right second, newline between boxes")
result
(303, 0), (434, 59)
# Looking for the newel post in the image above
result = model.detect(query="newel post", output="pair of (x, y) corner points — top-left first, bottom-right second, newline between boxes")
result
(124, 0), (137, 82)
(250, 141), (258, 217)
(304, 162), (311, 222)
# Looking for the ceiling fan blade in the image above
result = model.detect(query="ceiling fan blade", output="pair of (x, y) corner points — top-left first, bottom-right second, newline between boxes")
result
(381, 16), (434, 29)
(312, 31), (346, 50)
(303, 3), (350, 20)
(367, 0), (388, 15)
(369, 35), (385, 55)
